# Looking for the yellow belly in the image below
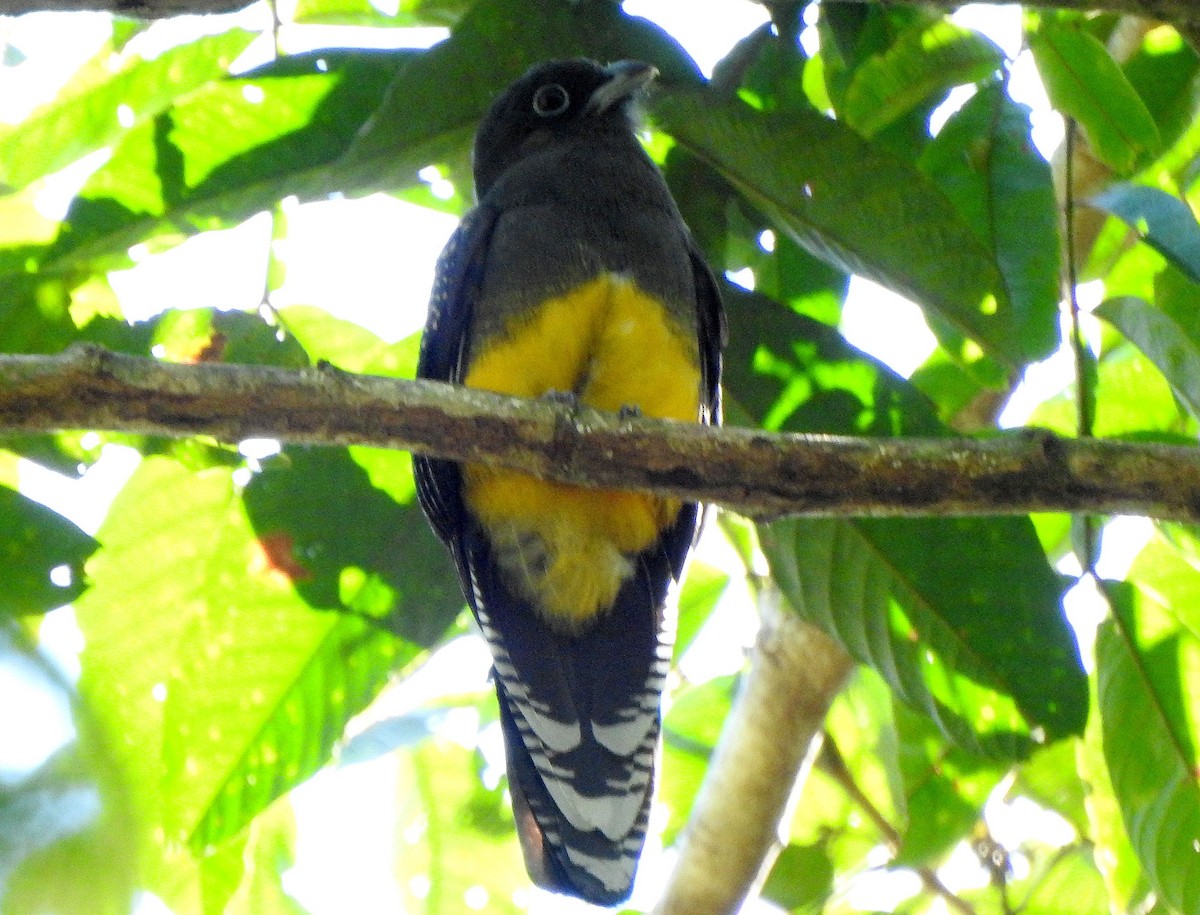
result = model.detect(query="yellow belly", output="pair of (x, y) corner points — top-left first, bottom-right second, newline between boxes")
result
(462, 273), (701, 628)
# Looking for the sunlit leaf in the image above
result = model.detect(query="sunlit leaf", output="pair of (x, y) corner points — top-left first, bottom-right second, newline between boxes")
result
(892, 701), (1004, 865)
(659, 675), (737, 844)
(224, 798), (307, 915)
(1029, 16), (1160, 174)
(1079, 687), (1155, 914)
(759, 841), (834, 914)
(293, 0), (467, 26)
(1031, 343), (1188, 439)
(674, 560), (731, 664)
(1122, 25), (1200, 152)
(842, 19), (1002, 139)
(823, 669), (905, 830)
(0, 30), (256, 191)
(1098, 552), (1200, 913)
(395, 740), (524, 914)
(0, 627), (139, 915)
(45, 50), (410, 271)
(1013, 738), (1089, 836)
(1020, 846), (1110, 915)
(75, 457), (230, 892)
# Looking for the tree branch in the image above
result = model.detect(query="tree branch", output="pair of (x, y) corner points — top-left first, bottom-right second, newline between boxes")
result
(3, 345), (1200, 520)
(653, 587), (854, 915)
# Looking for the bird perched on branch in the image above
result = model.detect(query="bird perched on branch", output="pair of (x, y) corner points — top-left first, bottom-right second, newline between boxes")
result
(414, 58), (725, 906)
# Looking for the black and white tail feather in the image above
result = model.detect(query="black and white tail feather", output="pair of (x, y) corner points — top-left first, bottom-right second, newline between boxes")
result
(456, 504), (695, 905)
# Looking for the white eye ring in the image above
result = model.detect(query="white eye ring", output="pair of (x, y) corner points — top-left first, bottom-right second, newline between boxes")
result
(532, 83), (570, 117)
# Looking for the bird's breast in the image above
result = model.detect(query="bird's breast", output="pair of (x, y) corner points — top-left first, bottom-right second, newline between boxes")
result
(462, 272), (701, 628)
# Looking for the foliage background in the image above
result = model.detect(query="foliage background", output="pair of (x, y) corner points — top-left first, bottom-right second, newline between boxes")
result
(3, 0), (1200, 913)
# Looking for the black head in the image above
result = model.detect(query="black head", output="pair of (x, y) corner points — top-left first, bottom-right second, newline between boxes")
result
(472, 58), (657, 198)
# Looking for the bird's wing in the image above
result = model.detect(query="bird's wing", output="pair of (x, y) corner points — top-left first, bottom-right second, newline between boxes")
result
(414, 203), (497, 551)
(689, 234), (728, 427)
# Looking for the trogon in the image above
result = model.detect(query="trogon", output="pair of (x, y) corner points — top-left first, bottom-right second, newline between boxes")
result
(414, 58), (726, 906)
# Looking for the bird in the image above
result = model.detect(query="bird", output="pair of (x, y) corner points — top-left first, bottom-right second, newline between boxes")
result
(413, 58), (725, 906)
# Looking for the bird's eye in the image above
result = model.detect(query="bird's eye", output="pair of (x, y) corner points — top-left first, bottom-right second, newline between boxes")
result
(532, 83), (570, 117)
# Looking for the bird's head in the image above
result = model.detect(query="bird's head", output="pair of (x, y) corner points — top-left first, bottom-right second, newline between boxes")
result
(472, 58), (658, 198)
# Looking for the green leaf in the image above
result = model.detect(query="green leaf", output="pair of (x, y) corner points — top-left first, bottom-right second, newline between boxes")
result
(0, 627), (139, 915)
(1123, 26), (1200, 153)
(658, 675), (737, 845)
(723, 288), (1085, 756)
(1017, 846), (1109, 915)
(278, 305), (417, 377)
(842, 19), (1003, 139)
(762, 516), (1080, 760)
(395, 740), (525, 914)
(1098, 557), (1200, 913)
(920, 82), (1061, 364)
(0, 272), (76, 354)
(893, 700), (1004, 866)
(1031, 343), (1188, 439)
(45, 50), (410, 271)
(673, 561), (730, 664)
(1079, 685), (1155, 914)
(1013, 738), (1089, 836)
(75, 458), (233, 890)
(1087, 183), (1200, 284)
(0, 484), (97, 615)
(164, 446), (426, 841)
(1029, 17), (1160, 174)
(1096, 295), (1200, 421)
(0, 30), (256, 191)
(74, 451), (458, 879)
(663, 674), (736, 757)
(759, 841), (834, 914)
(224, 799), (307, 915)
(338, 0), (703, 191)
(242, 446), (461, 646)
(293, 0), (467, 26)
(654, 92), (1028, 368)
(160, 536), (401, 852)
(822, 669), (905, 826)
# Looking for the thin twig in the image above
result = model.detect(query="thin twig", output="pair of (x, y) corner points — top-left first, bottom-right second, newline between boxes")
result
(817, 738), (980, 915)
(1064, 117), (1100, 571)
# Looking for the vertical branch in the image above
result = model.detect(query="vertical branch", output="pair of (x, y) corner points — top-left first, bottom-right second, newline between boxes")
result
(1063, 117), (1099, 570)
(653, 583), (854, 915)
